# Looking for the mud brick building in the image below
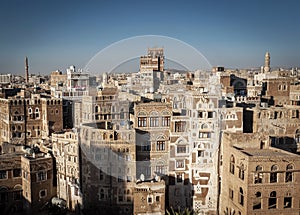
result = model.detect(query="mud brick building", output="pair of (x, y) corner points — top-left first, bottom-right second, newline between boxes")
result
(220, 132), (300, 215)
(133, 180), (165, 215)
(0, 95), (63, 145)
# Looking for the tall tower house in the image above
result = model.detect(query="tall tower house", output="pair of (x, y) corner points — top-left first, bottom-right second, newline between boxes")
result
(25, 57), (29, 83)
(264, 52), (270, 72)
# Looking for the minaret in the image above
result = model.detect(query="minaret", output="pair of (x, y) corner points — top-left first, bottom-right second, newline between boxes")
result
(264, 52), (270, 72)
(25, 57), (29, 83)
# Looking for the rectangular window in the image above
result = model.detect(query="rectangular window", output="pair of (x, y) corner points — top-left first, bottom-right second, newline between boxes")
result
(0, 170), (7, 179)
(177, 145), (187, 154)
(239, 168), (245, 180)
(270, 172), (277, 183)
(175, 121), (186, 132)
(291, 110), (299, 118)
(286, 172), (293, 182)
(199, 132), (211, 138)
(208, 111), (214, 118)
(155, 166), (165, 174)
(198, 150), (204, 157)
(13, 169), (21, 178)
(156, 141), (165, 151)
(284, 197), (292, 208)
(254, 173), (263, 184)
(162, 117), (170, 127)
(100, 169), (104, 181)
(118, 176), (124, 182)
(149, 117), (159, 127)
(142, 143), (151, 151)
(37, 171), (47, 181)
(176, 160), (184, 169)
(229, 188), (234, 200)
(198, 111), (204, 118)
(138, 117), (147, 127)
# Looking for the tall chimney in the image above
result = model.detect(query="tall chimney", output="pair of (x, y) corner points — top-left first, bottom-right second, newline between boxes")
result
(25, 57), (29, 83)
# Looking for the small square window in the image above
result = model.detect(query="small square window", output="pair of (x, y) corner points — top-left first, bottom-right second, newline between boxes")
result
(13, 169), (21, 178)
(0, 170), (7, 179)
(39, 189), (47, 198)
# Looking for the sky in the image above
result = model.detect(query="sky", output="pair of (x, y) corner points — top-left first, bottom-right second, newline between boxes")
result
(0, 0), (300, 75)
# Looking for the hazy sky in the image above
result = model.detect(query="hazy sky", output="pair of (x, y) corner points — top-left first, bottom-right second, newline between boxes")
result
(0, 0), (299, 74)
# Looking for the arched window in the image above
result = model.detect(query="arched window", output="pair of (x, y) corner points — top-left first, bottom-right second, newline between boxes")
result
(286, 164), (293, 182)
(268, 191), (277, 209)
(239, 164), (245, 180)
(238, 187), (244, 206)
(253, 192), (262, 210)
(201, 123), (209, 130)
(254, 165), (263, 184)
(13, 184), (22, 190)
(230, 155), (235, 174)
(270, 165), (278, 183)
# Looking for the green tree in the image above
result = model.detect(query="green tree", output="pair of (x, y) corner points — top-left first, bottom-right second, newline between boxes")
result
(166, 207), (194, 215)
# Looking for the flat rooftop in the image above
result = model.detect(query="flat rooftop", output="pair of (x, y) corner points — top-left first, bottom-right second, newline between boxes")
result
(240, 148), (299, 158)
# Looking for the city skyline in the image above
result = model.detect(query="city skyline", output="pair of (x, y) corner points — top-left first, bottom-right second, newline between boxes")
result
(0, 45), (300, 214)
(1, 0), (300, 74)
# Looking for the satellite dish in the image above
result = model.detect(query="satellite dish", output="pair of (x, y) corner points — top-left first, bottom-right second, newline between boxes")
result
(140, 174), (145, 181)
